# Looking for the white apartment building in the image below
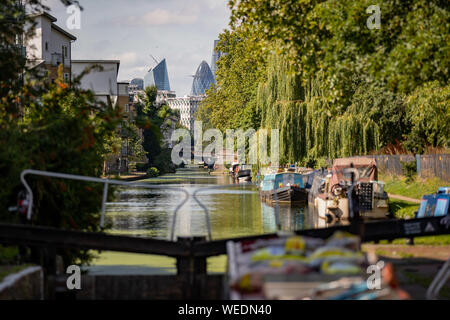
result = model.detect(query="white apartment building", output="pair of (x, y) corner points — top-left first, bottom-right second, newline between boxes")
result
(71, 60), (120, 105)
(26, 12), (77, 83)
(167, 95), (204, 132)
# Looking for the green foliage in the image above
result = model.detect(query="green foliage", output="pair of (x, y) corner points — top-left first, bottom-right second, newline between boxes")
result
(151, 148), (176, 175)
(147, 167), (160, 178)
(0, 245), (19, 265)
(0, 67), (120, 266)
(381, 174), (445, 200)
(401, 161), (417, 182)
(208, 0), (449, 163)
(197, 29), (266, 131)
(135, 163), (148, 172)
(403, 82), (450, 153)
(389, 200), (419, 219)
(230, 0), (449, 107)
(257, 54), (383, 164)
(0, 0), (120, 266)
(135, 86), (178, 172)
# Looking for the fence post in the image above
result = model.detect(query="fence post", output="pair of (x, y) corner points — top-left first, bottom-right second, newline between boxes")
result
(176, 236), (207, 299)
(416, 154), (421, 178)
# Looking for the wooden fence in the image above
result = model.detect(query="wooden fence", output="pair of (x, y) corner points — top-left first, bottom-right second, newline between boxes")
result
(335, 154), (450, 182)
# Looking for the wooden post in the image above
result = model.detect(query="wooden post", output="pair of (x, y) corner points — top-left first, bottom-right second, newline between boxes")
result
(176, 236), (207, 299)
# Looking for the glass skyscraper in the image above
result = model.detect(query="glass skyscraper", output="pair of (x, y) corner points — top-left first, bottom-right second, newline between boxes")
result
(190, 61), (215, 96)
(210, 39), (225, 82)
(130, 78), (144, 90)
(144, 58), (171, 91)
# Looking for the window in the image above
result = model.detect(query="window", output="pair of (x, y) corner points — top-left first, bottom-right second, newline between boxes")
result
(45, 42), (48, 51)
(62, 46), (68, 58)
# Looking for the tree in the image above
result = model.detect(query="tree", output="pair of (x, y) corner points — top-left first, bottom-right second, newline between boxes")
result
(404, 82), (450, 153)
(229, 0), (449, 108)
(197, 28), (266, 131)
(0, 0), (120, 266)
(134, 86), (179, 174)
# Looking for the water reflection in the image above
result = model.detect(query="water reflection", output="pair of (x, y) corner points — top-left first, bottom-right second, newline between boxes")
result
(105, 168), (311, 240)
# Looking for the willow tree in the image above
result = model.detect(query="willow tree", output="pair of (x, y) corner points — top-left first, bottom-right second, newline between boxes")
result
(257, 53), (382, 164)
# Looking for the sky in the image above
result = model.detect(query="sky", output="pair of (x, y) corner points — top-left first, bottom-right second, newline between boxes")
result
(42, 0), (230, 96)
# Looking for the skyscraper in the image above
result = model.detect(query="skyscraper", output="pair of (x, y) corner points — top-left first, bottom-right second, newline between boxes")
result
(190, 61), (215, 96)
(210, 40), (225, 82)
(144, 58), (171, 91)
(130, 78), (144, 90)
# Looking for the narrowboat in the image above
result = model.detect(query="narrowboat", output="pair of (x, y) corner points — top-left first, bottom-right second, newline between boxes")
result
(259, 172), (307, 204)
(308, 157), (389, 221)
(415, 187), (450, 218)
(230, 163), (252, 183)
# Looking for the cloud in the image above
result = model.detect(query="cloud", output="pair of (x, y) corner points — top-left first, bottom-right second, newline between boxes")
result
(120, 8), (198, 27)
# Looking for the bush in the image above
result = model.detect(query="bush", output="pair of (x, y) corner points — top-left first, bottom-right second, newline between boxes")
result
(147, 167), (160, 177)
(401, 160), (417, 182)
(135, 163), (148, 172)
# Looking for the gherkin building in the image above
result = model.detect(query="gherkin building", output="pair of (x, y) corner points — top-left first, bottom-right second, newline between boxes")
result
(190, 61), (215, 96)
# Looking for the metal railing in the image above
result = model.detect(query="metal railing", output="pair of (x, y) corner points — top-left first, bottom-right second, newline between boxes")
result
(19, 167), (372, 243)
(426, 258), (450, 300)
(20, 169), (280, 243)
(191, 183), (282, 242)
(20, 170), (190, 240)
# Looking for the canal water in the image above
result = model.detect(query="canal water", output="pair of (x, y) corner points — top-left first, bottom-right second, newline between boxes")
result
(89, 167), (313, 274)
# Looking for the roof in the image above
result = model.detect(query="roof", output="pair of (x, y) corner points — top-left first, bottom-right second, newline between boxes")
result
(72, 60), (120, 64)
(333, 157), (377, 168)
(29, 12), (77, 41)
(28, 12), (57, 22)
(331, 157), (378, 185)
(51, 24), (77, 41)
(72, 60), (120, 76)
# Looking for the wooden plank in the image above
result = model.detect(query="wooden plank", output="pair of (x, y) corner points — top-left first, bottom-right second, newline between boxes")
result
(0, 223), (189, 257)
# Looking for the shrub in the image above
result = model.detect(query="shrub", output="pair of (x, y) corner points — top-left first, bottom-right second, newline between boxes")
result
(135, 163), (148, 172)
(401, 160), (417, 182)
(147, 167), (160, 177)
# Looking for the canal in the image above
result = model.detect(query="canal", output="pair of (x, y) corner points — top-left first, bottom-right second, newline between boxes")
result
(89, 167), (312, 274)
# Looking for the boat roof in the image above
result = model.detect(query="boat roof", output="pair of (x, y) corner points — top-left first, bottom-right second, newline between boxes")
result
(331, 157), (377, 185)
(264, 172), (302, 178)
(332, 157), (377, 168)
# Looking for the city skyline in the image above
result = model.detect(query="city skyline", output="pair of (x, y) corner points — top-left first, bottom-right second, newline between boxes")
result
(41, 0), (229, 96)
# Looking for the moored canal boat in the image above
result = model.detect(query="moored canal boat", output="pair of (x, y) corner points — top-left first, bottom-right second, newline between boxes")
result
(230, 163), (252, 183)
(308, 157), (389, 221)
(259, 172), (307, 204)
(415, 187), (450, 218)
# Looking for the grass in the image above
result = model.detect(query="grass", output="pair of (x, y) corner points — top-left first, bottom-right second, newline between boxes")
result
(380, 174), (448, 200)
(90, 251), (228, 274)
(380, 174), (450, 245)
(389, 199), (419, 219)
(376, 235), (450, 246)
(0, 245), (19, 265)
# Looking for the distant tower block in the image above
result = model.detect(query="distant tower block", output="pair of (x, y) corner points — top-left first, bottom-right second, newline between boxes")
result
(210, 39), (225, 82)
(130, 78), (144, 90)
(144, 58), (171, 91)
(191, 61), (215, 96)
